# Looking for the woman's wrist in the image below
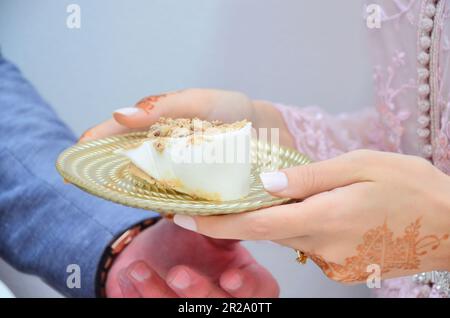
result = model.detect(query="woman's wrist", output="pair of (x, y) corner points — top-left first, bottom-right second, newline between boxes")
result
(252, 100), (296, 148)
(439, 172), (450, 271)
(428, 166), (450, 271)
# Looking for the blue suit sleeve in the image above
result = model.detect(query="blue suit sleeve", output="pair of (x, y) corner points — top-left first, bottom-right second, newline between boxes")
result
(0, 55), (158, 297)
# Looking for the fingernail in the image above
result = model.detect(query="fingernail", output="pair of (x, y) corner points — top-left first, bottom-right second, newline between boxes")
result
(173, 215), (197, 232)
(260, 171), (288, 192)
(223, 272), (243, 291)
(118, 269), (137, 295)
(128, 262), (152, 282)
(169, 268), (191, 289)
(113, 107), (140, 116)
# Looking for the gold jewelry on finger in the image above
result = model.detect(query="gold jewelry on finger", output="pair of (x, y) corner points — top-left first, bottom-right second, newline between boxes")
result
(295, 249), (308, 264)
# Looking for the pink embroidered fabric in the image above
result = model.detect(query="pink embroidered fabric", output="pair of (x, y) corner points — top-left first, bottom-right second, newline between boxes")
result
(275, 0), (450, 298)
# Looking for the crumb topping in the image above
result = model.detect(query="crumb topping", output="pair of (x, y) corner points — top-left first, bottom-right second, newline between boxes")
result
(147, 118), (248, 153)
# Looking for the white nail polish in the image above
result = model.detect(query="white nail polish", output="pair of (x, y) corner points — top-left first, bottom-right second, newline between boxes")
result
(173, 215), (197, 232)
(259, 171), (288, 192)
(114, 107), (140, 116)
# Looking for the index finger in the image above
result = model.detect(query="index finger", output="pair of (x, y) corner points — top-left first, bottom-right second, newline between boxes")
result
(79, 89), (211, 142)
(78, 118), (138, 142)
(112, 89), (210, 129)
(173, 192), (336, 241)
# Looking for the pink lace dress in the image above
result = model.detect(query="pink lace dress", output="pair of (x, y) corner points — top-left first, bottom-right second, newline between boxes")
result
(275, 0), (450, 298)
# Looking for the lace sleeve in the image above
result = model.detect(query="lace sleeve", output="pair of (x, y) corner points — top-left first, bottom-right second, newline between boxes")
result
(274, 103), (385, 161)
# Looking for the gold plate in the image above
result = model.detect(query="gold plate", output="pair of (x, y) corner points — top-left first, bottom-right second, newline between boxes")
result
(56, 132), (311, 216)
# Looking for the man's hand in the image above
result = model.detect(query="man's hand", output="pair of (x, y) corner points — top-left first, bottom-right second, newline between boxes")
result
(106, 219), (279, 298)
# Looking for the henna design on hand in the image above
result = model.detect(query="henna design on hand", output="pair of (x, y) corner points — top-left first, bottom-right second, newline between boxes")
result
(136, 94), (168, 114)
(308, 218), (448, 283)
(79, 128), (95, 141)
(135, 90), (184, 114)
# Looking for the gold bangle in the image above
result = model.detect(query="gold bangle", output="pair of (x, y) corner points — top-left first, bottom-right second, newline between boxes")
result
(96, 218), (159, 297)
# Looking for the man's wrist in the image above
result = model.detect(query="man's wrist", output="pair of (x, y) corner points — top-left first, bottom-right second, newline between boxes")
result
(96, 218), (160, 297)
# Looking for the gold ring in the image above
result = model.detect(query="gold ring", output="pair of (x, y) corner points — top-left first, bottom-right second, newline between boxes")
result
(295, 249), (308, 264)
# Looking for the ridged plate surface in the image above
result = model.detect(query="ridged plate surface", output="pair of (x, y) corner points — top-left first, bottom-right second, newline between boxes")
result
(56, 132), (311, 216)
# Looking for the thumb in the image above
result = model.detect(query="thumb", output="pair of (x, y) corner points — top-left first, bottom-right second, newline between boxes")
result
(259, 151), (370, 199)
(112, 89), (211, 129)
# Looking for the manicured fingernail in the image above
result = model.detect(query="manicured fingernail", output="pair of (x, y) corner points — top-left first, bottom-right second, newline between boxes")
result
(173, 215), (197, 232)
(260, 171), (288, 192)
(113, 107), (140, 116)
(128, 262), (151, 282)
(169, 268), (191, 289)
(222, 272), (243, 291)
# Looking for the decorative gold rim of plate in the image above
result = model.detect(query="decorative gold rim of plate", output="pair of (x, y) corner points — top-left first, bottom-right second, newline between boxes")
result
(56, 132), (311, 216)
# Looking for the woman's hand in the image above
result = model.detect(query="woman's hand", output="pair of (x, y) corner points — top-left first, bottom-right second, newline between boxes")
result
(79, 89), (283, 297)
(79, 88), (295, 148)
(173, 150), (450, 283)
